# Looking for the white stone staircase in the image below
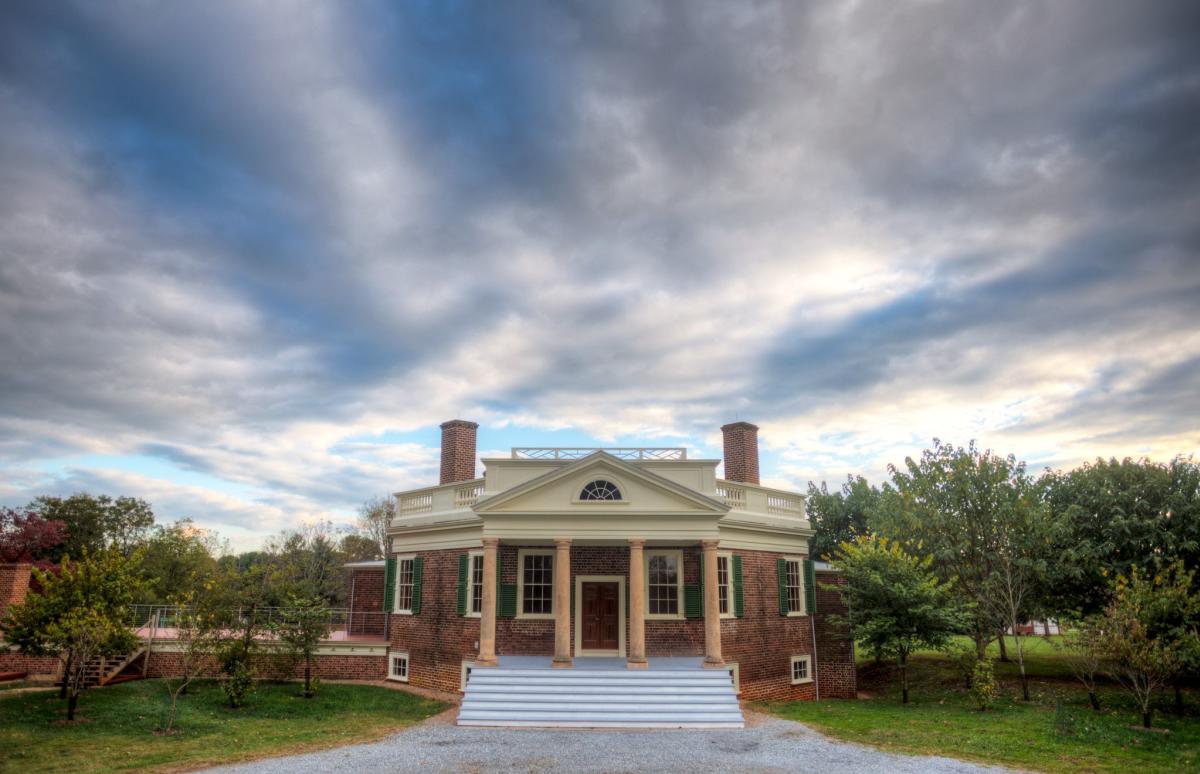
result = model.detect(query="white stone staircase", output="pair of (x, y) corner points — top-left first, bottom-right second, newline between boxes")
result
(458, 665), (744, 728)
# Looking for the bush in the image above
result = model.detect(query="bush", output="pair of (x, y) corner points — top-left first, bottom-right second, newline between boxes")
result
(971, 659), (998, 711)
(221, 660), (255, 708)
(951, 643), (977, 689)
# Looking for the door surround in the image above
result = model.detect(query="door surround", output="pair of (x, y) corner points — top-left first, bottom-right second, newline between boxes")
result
(573, 574), (626, 657)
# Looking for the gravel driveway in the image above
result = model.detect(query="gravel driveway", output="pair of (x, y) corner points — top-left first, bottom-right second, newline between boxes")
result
(202, 711), (1012, 774)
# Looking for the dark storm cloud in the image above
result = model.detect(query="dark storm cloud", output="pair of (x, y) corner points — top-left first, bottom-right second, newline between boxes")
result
(1, 0), (1197, 537)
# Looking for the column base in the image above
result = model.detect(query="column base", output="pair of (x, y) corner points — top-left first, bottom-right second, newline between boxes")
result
(551, 657), (574, 669)
(474, 656), (498, 667)
(626, 658), (648, 670)
(703, 658), (727, 669)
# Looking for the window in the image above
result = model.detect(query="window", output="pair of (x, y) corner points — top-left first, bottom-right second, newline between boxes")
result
(518, 549), (554, 618)
(784, 557), (804, 615)
(389, 652), (410, 682)
(395, 556), (415, 613)
(716, 552), (732, 617)
(647, 550), (682, 618)
(790, 655), (812, 684)
(580, 479), (622, 500)
(470, 552), (484, 616)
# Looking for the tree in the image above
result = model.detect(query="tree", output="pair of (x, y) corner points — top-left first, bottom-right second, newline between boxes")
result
(30, 494), (155, 559)
(137, 520), (221, 605)
(981, 488), (1051, 700)
(1040, 456), (1200, 617)
(1058, 616), (1107, 711)
(832, 535), (967, 703)
(1, 549), (144, 720)
(265, 523), (344, 606)
(357, 496), (393, 558)
(159, 590), (219, 733)
(1100, 562), (1200, 728)
(276, 596), (330, 698)
(872, 439), (1038, 660)
(0, 507), (66, 562)
(338, 534), (382, 563)
(806, 475), (880, 561)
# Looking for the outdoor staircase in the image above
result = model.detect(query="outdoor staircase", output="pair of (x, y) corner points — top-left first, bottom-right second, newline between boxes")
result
(81, 648), (147, 688)
(458, 665), (744, 728)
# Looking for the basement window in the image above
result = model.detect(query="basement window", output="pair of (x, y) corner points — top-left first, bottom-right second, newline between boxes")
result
(790, 655), (812, 685)
(389, 652), (410, 682)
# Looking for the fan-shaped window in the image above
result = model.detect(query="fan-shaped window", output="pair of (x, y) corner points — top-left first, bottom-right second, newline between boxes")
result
(580, 479), (622, 501)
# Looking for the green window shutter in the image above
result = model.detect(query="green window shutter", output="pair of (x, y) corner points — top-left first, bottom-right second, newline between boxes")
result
(804, 558), (817, 616)
(683, 584), (702, 618)
(698, 552), (705, 617)
(383, 556), (396, 612)
(732, 555), (745, 618)
(411, 557), (423, 615)
(500, 584), (517, 617)
(456, 554), (469, 616)
(777, 558), (789, 616)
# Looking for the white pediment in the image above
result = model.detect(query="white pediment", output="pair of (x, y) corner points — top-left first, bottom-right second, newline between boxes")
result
(473, 453), (729, 516)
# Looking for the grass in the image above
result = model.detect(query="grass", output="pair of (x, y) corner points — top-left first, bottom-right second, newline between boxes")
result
(764, 636), (1200, 774)
(0, 679), (448, 773)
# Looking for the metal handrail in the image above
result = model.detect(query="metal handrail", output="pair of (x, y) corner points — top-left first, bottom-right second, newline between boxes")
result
(511, 447), (687, 460)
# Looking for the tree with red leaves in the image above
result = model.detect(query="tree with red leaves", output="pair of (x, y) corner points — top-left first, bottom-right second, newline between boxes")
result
(0, 507), (66, 563)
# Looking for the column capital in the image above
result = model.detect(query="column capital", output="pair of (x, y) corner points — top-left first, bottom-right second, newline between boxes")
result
(481, 536), (500, 548)
(700, 538), (720, 550)
(627, 538), (646, 548)
(554, 537), (573, 548)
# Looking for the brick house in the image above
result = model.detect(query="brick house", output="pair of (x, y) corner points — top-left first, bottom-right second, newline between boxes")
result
(355, 419), (856, 726)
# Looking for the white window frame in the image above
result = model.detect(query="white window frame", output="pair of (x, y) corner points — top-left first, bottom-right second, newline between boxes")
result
(467, 550), (484, 618)
(572, 475), (630, 505)
(645, 549), (684, 620)
(394, 554), (415, 614)
(516, 548), (555, 620)
(716, 551), (734, 619)
(790, 654), (813, 684)
(784, 555), (805, 616)
(388, 651), (410, 682)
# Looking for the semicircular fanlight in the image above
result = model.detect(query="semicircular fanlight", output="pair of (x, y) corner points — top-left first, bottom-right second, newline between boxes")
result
(579, 479), (622, 501)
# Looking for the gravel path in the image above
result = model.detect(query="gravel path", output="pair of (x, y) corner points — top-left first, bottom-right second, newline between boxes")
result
(202, 711), (1013, 774)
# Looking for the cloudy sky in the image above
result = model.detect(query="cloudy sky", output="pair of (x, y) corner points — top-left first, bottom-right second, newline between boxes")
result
(1, 1), (1198, 550)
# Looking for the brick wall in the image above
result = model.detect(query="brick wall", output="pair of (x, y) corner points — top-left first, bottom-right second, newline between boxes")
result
(721, 422), (760, 484)
(0, 651), (60, 676)
(0, 563), (32, 619)
(814, 570), (857, 699)
(390, 544), (857, 701)
(143, 650), (387, 681)
(348, 567), (386, 636)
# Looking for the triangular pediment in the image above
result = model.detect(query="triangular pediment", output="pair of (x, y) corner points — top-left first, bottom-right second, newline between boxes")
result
(473, 452), (729, 515)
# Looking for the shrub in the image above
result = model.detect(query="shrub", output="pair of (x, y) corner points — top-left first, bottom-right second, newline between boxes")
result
(221, 660), (255, 708)
(971, 659), (998, 711)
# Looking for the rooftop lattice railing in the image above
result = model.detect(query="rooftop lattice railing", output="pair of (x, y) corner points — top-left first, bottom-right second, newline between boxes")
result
(511, 447), (688, 460)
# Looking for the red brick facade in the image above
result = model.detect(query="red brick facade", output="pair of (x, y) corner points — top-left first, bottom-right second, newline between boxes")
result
(439, 420), (478, 485)
(347, 567), (387, 637)
(0, 563), (32, 619)
(386, 544), (856, 700)
(142, 650), (388, 681)
(720, 422), (760, 484)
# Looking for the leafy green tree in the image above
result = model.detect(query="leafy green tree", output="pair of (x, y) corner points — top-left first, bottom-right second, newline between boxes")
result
(338, 533), (382, 563)
(30, 494), (155, 559)
(1058, 616), (1108, 711)
(1, 549), (144, 720)
(806, 475), (880, 561)
(276, 596), (330, 698)
(159, 590), (220, 733)
(1100, 562), (1200, 728)
(872, 439), (1039, 659)
(265, 523), (344, 605)
(137, 520), (221, 604)
(1040, 456), (1200, 617)
(832, 535), (967, 703)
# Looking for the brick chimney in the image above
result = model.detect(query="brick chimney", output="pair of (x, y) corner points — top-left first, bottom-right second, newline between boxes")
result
(721, 421), (760, 484)
(439, 419), (479, 484)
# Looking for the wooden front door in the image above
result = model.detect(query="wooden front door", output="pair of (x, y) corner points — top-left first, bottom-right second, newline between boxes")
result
(581, 582), (620, 651)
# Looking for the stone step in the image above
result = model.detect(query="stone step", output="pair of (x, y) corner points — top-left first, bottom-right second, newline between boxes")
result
(467, 684), (732, 696)
(463, 700), (740, 713)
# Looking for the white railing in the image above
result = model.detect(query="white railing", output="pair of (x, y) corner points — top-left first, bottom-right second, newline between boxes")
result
(511, 447), (687, 460)
(767, 494), (804, 516)
(398, 492), (433, 515)
(455, 482), (485, 507)
(716, 484), (746, 507)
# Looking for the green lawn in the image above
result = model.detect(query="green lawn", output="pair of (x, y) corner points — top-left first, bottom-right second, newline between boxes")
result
(0, 679), (447, 773)
(765, 637), (1200, 774)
